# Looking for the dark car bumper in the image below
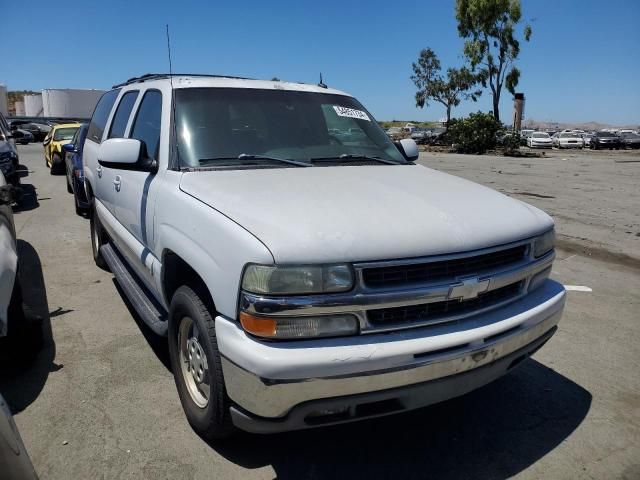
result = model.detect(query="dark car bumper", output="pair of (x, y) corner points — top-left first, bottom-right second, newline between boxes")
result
(72, 176), (89, 208)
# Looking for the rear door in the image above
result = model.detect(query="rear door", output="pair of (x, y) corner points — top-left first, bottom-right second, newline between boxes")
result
(83, 89), (120, 214)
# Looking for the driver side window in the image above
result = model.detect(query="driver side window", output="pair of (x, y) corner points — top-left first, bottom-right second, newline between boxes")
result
(129, 90), (162, 160)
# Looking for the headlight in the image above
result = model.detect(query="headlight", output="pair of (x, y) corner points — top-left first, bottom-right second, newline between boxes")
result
(241, 264), (354, 295)
(533, 229), (555, 258)
(239, 312), (359, 339)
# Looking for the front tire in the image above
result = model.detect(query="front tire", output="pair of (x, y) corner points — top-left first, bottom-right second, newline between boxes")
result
(90, 203), (109, 270)
(50, 153), (62, 175)
(168, 285), (234, 440)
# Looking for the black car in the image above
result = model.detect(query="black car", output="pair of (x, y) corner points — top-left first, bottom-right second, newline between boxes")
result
(63, 123), (90, 215)
(590, 131), (620, 150)
(619, 132), (640, 149)
(0, 113), (21, 187)
(8, 120), (49, 142)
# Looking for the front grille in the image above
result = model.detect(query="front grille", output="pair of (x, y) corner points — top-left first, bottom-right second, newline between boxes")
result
(367, 281), (523, 327)
(362, 245), (527, 288)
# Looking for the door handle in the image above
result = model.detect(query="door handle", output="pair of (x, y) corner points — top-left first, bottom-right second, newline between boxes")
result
(97, 165), (103, 178)
(113, 176), (121, 192)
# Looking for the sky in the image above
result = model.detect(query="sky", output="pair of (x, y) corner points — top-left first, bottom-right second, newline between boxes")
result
(3, 0), (639, 125)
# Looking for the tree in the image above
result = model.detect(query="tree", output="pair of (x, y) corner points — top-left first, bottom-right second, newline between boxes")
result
(455, 0), (532, 122)
(411, 48), (481, 127)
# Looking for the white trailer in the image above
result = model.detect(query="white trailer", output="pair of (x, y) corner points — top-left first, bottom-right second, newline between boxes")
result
(42, 89), (106, 118)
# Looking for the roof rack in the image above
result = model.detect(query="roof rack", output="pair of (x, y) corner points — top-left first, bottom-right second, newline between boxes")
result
(111, 73), (255, 88)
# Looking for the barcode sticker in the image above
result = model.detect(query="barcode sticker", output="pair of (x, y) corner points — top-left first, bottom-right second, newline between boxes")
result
(333, 106), (370, 121)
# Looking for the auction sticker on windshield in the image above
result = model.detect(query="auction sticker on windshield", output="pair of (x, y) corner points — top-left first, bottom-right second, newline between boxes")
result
(333, 106), (370, 121)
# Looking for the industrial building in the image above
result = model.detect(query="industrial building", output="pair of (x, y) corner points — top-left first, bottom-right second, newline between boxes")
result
(0, 87), (106, 118)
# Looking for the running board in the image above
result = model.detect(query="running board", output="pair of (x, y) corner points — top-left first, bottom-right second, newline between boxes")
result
(101, 243), (168, 336)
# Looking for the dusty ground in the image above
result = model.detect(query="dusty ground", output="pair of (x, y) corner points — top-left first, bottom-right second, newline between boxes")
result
(419, 148), (640, 266)
(0, 144), (638, 479)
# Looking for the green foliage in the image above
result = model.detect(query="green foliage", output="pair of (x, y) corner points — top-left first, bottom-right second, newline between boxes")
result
(410, 48), (481, 125)
(446, 111), (502, 153)
(501, 132), (521, 152)
(455, 0), (532, 121)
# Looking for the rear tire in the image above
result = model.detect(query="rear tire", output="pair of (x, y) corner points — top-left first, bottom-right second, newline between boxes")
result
(168, 285), (235, 441)
(90, 203), (109, 270)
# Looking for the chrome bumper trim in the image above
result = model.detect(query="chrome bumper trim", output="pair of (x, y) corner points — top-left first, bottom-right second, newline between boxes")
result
(240, 250), (555, 333)
(221, 305), (563, 418)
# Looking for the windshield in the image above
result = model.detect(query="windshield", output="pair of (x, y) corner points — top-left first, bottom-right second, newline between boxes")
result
(560, 132), (578, 138)
(532, 133), (549, 138)
(596, 132), (615, 137)
(53, 127), (79, 141)
(175, 88), (406, 167)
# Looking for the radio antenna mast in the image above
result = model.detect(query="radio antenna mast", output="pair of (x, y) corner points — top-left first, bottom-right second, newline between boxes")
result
(166, 24), (179, 168)
(318, 72), (327, 89)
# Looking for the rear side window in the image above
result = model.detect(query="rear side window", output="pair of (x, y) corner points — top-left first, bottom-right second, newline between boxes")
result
(130, 90), (162, 159)
(108, 91), (139, 139)
(87, 89), (120, 143)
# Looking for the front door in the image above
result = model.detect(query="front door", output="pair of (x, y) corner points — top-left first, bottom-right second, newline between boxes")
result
(110, 89), (164, 294)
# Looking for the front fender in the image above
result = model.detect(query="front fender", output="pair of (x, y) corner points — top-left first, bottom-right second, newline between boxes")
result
(155, 191), (273, 318)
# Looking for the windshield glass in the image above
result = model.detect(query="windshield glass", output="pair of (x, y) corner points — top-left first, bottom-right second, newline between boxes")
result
(175, 88), (406, 166)
(53, 127), (79, 141)
(532, 133), (549, 138)
(560, 132), (578, 138)
(596, 132), (615, 137)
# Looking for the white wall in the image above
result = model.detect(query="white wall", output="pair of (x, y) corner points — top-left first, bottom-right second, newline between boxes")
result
(0, 85), (7, 116)
(24, 94), (44, 117)
(42, 89), (106, 118)
(14, 101), (25, 116)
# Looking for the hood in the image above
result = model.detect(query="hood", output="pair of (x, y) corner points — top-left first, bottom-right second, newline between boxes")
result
(0, 141), (13, 156)
(179, 164), (553, 263)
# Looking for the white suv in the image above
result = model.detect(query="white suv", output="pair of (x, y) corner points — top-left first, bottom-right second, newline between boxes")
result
(83, 74), (564, 438)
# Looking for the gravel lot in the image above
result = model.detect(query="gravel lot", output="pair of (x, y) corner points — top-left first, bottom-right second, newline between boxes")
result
(0, 144), (638, 479)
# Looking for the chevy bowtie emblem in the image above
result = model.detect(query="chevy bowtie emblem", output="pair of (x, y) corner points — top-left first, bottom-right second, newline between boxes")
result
(448, 277), (490, 301)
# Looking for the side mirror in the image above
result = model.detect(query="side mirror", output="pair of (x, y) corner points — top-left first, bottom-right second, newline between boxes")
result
(97, 138), (157, 172)
(98, 138), (142, 167)
(396, 138), (419, 161)
(62, 143), (75, 152)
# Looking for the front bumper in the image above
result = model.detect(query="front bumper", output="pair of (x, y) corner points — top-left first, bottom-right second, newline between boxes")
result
(72, 176), (89, 208)
(217, 279), (565, 430)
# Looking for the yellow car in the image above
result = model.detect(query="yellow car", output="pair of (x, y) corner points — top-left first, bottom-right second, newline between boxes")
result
(43, 123), (80, 174)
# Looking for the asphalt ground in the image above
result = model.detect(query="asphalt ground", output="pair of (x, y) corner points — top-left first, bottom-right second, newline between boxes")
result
(0, 143), (638, 479)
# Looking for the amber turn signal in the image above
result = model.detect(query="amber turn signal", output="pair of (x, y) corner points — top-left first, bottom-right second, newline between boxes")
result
(239, 312), (277, 337)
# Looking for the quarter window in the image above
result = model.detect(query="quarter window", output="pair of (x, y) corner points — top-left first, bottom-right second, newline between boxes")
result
(108, 91), (139, 139)
(87, 89), (120, 143)
(130, 90), (162, 160)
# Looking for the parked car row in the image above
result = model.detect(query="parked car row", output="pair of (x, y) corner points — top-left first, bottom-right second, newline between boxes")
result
(520, 128), (639, 150)
(6, 120), (51, 144)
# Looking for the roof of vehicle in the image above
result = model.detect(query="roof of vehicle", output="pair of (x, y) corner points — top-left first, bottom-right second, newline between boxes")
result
(112, 73), (351, 97)
(51, 122), (82, 130)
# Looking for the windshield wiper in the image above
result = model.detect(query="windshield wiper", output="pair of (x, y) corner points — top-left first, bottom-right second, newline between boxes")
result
(199, 154), (310, 167)
(310, 154), (401, 165)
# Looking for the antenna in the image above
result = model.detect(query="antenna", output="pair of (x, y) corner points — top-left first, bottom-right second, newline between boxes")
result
(166, 24), (180, 169)
(318, 72), (327, 89)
